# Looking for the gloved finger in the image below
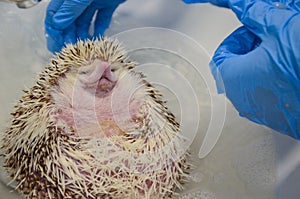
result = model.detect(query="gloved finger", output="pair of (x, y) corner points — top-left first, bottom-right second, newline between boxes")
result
(45, 25), (64, 53)
(64, 23), (77, 45)
(286, 0), (300, 12)
(229, 0), (299, 37)
(210, 26), (260, 95)
(212, 26), (260, 66)
(52, 0), (94, 30)
(182, 0), (229, 7)
(75, 6), (97, 40)
(210, 26), (289, 129)
(209, 0), (229, 7)
(209, 26), (259, 94)
(45, 0), (64, 34)
(93, 5), (119, 38)
(45, 0), (65, 53)
(215, 51), (298, 136)
(212, 52), (271, 125)
(45, 0), (64, 23)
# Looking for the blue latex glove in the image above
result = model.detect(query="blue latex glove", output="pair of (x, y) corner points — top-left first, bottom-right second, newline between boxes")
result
(45, 0), (125, 53)
(183, 0), (300, 139)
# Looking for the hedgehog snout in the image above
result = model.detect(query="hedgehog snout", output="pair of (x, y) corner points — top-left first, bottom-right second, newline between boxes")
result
(78, 59), (117, 96)
(78, 59), (116, 83)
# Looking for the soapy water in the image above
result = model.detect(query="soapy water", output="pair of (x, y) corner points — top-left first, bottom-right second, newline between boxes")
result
(232, 134), (277, 198)
(179, 190), (216, 199)
(189, 170), (205, 183)
(0, 1), (279, 198)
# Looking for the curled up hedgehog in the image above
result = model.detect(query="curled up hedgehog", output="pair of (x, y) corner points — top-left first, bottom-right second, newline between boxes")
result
(0, 38), (190, 198)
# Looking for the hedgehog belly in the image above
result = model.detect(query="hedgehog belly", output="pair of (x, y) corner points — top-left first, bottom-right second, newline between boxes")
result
(51, 60), (144, 139)
(52, 82), (143, 138)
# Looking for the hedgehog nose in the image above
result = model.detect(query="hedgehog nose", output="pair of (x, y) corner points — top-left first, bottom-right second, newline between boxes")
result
(87, 60), (116, 83)
(101, 62), (117, 82)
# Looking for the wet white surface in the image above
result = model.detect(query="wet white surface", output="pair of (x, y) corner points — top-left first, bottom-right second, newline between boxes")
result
(0, 0), (300, 198)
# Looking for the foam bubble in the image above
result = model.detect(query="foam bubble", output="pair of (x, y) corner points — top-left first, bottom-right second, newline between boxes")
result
(179, 190), (215, 199)
(188, 171), (204, 183)
(233, 135), (276, 188)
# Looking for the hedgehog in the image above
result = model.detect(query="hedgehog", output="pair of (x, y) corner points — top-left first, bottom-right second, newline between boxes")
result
(0, 38), (190, 199)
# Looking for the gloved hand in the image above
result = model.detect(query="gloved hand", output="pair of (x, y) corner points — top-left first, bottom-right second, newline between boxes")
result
(183, 0), (300, 139)
(45, 0), (125, 53)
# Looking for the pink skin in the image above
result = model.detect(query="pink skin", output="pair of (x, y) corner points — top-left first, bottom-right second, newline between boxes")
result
(54, 59), (142, 138)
